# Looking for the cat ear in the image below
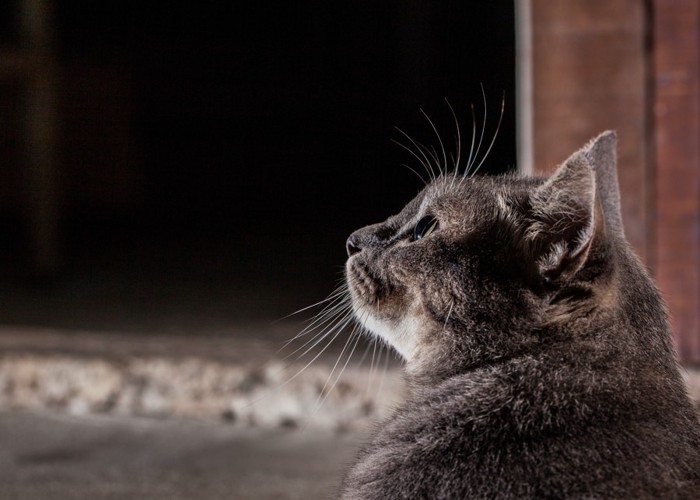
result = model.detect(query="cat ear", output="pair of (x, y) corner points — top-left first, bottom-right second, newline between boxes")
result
(581, 130), (624, 236)
(528, 147), (600, 283)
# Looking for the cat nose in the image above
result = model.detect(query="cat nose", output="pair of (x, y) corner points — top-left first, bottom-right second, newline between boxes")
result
(346, 236), (362, 257)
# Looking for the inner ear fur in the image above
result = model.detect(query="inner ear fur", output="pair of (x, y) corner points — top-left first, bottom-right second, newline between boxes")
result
(526, 150), (602, 284)
(583, 130), (623, 237)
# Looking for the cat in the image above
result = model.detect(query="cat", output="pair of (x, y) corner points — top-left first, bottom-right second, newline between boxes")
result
(340, 131), (700, 498)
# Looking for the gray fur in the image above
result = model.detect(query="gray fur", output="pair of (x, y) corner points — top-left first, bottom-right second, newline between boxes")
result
(341, 133), (700, 499)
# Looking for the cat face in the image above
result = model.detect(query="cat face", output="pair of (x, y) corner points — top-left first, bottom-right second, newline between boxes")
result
(345, 132), (619, 377)
(345, 176), (530, 367)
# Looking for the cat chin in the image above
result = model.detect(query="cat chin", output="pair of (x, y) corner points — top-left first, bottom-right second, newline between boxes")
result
(352, 305), (421, 361)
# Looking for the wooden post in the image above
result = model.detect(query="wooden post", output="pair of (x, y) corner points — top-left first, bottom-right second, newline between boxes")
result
(652, 0), (700, 362)
(529, 0), (650, 262)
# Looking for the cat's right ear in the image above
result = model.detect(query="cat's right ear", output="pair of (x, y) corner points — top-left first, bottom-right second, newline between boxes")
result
(582, 131), (623, 236)
(526, 149), (601, 284)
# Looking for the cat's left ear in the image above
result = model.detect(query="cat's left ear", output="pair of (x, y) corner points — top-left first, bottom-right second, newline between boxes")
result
(527, 149), (601, 283)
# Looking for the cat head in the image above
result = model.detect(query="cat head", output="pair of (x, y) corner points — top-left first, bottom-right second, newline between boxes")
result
(345, 131), (623, 379)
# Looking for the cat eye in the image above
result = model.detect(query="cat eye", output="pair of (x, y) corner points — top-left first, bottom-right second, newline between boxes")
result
(412, 215), (439, 241)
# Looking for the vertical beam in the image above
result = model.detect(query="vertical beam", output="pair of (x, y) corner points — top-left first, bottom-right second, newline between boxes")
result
(515, 0), (534, 176)
(653, 0), (700, 361)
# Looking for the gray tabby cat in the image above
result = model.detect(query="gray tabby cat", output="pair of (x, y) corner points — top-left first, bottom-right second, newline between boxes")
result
(341, 132), (700, 498)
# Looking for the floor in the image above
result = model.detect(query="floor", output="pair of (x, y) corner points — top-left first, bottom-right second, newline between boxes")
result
(0, 411), (365, 500)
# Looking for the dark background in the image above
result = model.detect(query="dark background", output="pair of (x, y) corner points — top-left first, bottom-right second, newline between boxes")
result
(0, 1), (515, 330)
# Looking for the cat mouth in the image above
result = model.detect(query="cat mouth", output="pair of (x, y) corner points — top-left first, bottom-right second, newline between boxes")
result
(346, 258), (421, 361)
(347, 259), (383, 305)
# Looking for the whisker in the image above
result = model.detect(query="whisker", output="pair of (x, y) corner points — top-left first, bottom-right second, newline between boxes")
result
(353, 329), (376, 368)
(314, 323), (364, 413)
(444, 299), (454, 331)
(395, 124), (443, 176)
(278, 301), (353, 361)
(274, 285), (347, 323)
(401, 163), (429, 186)
(364, 333), (379, 399)
(391, 133), (436, 182)
(282, 297), (347, 336)
(418, 141), (442, 174)
(292, 307), (355, 361)
(445, 98), (462, 172)
(393, 127), (438, 181)
(279, 295), (351, 351)
(295, 294), (350, 333)
(463, 103), (477, 177)
(467, 84), (489, 176)
(471, 92), (505, 176)
(444, 99), (462, 191)
(312, 322), (361, 410)
(420, 108), (448, 176)
(429, 144), (442, 174)
(281, 309), (353, 361)
(245, 311), (354, 409)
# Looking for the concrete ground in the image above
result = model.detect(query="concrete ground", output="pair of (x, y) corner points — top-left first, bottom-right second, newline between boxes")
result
(0, 305), (399, 499)
(0, 410), (365, 500)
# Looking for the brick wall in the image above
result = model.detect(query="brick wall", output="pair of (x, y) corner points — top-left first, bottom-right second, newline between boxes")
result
(530, 0), (700, 361)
